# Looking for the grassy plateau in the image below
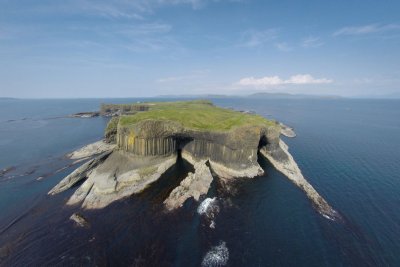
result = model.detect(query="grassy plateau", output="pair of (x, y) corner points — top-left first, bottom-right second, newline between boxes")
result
(118, 100), (275, 131)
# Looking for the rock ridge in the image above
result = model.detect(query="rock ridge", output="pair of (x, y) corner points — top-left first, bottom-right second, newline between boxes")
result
(164, 160), (213, 210)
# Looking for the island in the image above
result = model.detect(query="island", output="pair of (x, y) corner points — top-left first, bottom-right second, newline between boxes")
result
(49, 100), (339, 220)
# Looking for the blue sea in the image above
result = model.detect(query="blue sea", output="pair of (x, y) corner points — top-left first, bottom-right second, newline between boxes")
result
(0, 98), (399, 266)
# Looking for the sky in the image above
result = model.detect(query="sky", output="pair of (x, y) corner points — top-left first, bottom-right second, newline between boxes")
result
(0, 0), (400, 98)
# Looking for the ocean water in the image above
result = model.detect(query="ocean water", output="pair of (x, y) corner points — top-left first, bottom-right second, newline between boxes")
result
(0, 98), (399, 266)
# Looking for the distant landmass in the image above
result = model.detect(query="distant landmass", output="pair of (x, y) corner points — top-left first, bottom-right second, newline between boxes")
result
(157, 92), (343, 99)
(247, 92), (342, 99)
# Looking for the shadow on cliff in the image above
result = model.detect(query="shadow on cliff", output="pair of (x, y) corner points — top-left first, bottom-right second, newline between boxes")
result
(138, 154), (194, 204)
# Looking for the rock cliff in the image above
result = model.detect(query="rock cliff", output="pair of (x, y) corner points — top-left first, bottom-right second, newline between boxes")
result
(116, 120), (277, 179)
(49, 100), (338, 220)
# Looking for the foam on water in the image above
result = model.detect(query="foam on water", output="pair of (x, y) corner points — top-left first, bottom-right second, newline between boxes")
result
(197, 198), (219, 216)
(201, 241), (229, 267)
(198, 198), (220, 228)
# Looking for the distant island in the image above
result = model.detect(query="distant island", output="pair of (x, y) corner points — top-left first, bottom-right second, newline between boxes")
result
(156, 92), (343, 99)
(49, 100), (339, 221)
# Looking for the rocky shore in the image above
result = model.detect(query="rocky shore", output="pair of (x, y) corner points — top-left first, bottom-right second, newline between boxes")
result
(260, 140), (339, 219)
(49, 100), (337, 220)
(279, 122), (296, 138)
(0, 166), (16, 177)
(67, 140), (115, 162)
(69, 112), (100, 118)
(164, 160), (213, 210)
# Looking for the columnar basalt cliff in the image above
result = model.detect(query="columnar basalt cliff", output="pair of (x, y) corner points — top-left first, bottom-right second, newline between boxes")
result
(116, 120), (275, 178)
(49, 100), (338, 219)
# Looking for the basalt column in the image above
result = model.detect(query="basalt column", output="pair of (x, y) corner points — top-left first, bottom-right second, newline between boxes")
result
(117, 120), (182, 156)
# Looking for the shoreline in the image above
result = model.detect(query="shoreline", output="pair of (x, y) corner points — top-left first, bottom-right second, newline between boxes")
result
(260, 140), (340, 220)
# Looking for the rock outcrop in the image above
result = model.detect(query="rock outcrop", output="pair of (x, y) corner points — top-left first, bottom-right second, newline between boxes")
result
(164, 160), (213, 210)
(66, 152), (176, 209)
(100, 103), (150, 117)
(69, 112), (100, 118)
(116, 120), (280, 179)
(49, 150), (112, 195)
(0, 166), (16, 178)
(67, 140), (115, 161)
(260, 140), (339, 220)
(279, 123), (296, 138)
(70, 213), (90, 228)
(48, 100), (338, 219)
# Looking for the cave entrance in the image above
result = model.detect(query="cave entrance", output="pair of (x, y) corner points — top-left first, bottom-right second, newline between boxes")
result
(175, 136), (193, 158)
(258, 135), (268, 150)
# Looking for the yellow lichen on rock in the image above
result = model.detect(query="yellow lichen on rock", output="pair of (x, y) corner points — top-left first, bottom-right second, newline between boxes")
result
(128, 132), (135, 149)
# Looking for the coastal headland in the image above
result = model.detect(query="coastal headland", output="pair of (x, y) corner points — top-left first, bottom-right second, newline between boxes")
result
(50, 100), (338, 219)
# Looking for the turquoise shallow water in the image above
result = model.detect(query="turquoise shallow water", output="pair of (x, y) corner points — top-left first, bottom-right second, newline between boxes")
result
(0, 98), (399, 266)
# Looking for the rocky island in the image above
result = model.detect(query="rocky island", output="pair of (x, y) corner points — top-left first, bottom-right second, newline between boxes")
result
(49, 100), (338, 220)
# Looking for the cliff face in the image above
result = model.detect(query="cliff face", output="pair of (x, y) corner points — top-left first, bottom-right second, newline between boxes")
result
(116, 120), (182, 156)
(49, 101), (338, 219)
(115, 119), (281, 178)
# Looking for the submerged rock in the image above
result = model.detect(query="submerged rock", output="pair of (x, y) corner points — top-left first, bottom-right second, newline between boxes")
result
(0, 166), (16, 177)
(164, 160), (213, 210)
(70, 213), (89, 228)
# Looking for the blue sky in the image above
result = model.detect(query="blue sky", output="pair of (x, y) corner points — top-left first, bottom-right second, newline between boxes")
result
(1, 0), (399, 98)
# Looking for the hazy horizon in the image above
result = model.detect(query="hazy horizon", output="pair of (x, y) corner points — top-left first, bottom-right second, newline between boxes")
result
(1, 0), (400, 98)
(1, 91), (400, 100)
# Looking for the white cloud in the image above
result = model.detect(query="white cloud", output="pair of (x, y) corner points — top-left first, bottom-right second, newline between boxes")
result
(238, 74), (333, 88)
(239, 29), (278, 48)
(80, 3), (145, 19)
(77, 0), (242, 17)
(118, 23), (172, 36)
(154, 0), (243, 10)
(157, 75), (198, 83)
(286, 74), (332, 84)
(157, 70), (209, 83)
(302, 36), (323, 48)
(333, 23), (400, 36)
(275, 42), (292, 51)
(239, 76), (283, 86)
(20, 0), (243, 21)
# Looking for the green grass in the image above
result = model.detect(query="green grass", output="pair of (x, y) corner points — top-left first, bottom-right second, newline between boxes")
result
(118, 100), (275, 131)
(105, 117), (119, 133)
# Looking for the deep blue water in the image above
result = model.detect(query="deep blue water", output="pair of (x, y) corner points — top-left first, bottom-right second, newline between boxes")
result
(0, 98), (399, 266)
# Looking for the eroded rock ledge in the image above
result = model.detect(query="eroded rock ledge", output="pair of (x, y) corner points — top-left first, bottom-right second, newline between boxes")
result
(49, 100), (338, 220)
(164, 160), (213, 210)
(260, 140), (339, 219)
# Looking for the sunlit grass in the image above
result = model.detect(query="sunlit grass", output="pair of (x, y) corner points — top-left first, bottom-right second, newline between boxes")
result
(118, 100), (275, 131)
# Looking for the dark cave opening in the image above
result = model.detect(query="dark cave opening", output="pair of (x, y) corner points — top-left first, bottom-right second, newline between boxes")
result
(258, 135), (267, 150)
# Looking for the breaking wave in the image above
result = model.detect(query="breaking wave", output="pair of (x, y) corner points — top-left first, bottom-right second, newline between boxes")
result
(201, 241), (229, 267)
(197, 198), (219, 216)
(197, 198), (220, 228)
